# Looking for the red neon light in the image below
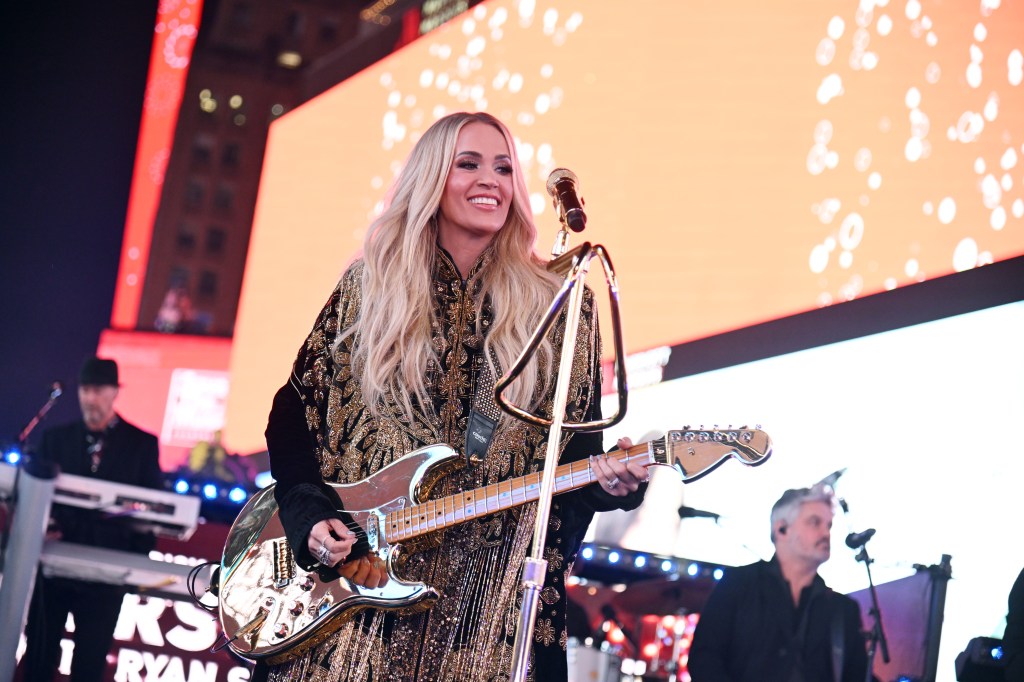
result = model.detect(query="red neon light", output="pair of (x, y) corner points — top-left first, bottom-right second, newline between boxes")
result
(111, 0), (203, 329)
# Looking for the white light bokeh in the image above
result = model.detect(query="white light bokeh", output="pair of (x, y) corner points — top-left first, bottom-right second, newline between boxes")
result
(981, 174), (1002, 209)
(937, 197), (956, 224)
(839, 213), (865, 250)
(905, 87), (921, 109)
(810, 244), (830, 273)
(854, 148), (873, 172)
(1010, 49), (1024, 85)
(828, 15), (846, 39)
(991, 206), (1007, 231)
(817, 74), (845, 104)
(952, 237), (979, 271)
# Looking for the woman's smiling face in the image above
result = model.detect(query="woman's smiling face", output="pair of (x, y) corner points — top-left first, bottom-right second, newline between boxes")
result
(436, 121), (514, 249)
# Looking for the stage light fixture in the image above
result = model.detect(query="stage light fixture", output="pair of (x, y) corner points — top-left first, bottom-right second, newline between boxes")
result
(228, 486), (248, 503)
(660, 560), (673, 572)
(581, 546), (594, 560)
(687, 563), (700, 577)
(713, 567), (724, 580)
(608, 551), (620, 563)
(634, 555), (647, 568)
(202, 483), (218, 500)
(173, 479), (191, 494)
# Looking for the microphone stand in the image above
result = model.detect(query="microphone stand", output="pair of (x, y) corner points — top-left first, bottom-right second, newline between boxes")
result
(855, 538), (890, 682)
(496, 223), (629, 682)
(17, 382), (64, 446)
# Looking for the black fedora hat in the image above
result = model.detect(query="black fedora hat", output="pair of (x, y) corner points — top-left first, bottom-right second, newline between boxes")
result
(79, 357), (120, 387)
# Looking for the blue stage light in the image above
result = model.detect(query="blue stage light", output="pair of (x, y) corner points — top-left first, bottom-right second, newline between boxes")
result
(608, 551), (620, 563)
(228, 487), (248, 503)
(713, 568), (724, 580)
(173, 479), (191, 494)
(634, 555), (647, 568)
(991, 646), (1004, 660)
(687, 563), (700, 577)
(4, 448), (22, 465)
(581, 546), (594, 560)
(254, 471), (275, 489)
(660, 560), (673, 572)
(202, 483), (219, 500)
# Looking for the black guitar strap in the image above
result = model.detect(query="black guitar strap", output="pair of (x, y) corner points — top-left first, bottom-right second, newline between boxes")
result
(466, 349), (502, 466)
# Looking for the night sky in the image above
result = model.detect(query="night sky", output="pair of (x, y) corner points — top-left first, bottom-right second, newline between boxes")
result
(0, 1), (159, 449)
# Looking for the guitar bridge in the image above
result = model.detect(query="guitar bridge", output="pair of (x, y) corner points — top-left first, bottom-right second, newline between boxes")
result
(273, 539), (294, 587)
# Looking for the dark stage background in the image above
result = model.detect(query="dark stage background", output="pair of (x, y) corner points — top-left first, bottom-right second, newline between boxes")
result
(0, 1), (158, 446)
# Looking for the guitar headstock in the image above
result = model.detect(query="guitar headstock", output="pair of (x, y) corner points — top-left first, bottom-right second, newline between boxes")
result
(648, 426), (772, 482)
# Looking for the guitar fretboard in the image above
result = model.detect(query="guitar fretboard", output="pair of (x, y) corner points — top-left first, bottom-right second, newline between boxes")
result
(384, 444), (652, 542)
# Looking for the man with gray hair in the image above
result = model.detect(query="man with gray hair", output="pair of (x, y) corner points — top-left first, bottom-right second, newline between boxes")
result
(688, 484), (869, 682)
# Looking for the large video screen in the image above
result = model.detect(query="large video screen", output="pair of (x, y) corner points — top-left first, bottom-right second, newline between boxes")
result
(594, 295), (1024, 681)
(227, 0), (1023, 453)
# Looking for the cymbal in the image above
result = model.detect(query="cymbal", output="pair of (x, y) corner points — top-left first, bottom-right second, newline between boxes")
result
(611, 576), (715, 615)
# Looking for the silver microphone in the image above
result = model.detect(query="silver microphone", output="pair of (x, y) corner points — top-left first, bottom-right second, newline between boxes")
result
(546, 168), (587, 232)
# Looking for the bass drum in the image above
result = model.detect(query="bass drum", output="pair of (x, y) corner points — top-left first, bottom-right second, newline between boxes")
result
(567, 638), (622, 682)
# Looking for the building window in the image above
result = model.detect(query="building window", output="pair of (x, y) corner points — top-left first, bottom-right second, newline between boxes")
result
(198, 270), (218, 298)
(221, 142), (241, 169)
(176, 223), (198, 252)
(169, 267), (190, 290)
(184, 179), (206, 211)
(287, 10), (306, 40)
(319, 20), (338, 44)
(213, 185), (234, 213)
(190, 135), (213, 167)
(206, 226), (226, 255)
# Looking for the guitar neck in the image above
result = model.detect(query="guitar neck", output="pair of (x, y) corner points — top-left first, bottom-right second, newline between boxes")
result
(384, 445), (651, 543)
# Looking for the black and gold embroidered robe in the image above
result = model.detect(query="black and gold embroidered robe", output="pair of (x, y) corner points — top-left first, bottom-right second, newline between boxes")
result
(263, 247), (643, 681)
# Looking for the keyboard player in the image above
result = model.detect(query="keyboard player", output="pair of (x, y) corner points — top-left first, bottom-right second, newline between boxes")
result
(21, 356), (163, 681)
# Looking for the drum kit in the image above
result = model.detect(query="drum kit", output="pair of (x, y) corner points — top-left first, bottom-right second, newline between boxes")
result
(566, 572), (716, 682)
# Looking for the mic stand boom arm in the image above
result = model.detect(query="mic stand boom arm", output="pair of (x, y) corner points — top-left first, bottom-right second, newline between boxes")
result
(496, 241), (628, 682)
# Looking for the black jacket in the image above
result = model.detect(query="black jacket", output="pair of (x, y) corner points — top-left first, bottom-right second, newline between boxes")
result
(688, 557), (868, 682)
(37, 415), (163, 554)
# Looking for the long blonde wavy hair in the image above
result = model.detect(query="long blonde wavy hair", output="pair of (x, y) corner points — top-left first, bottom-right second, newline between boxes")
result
(338, 112), (559, 423)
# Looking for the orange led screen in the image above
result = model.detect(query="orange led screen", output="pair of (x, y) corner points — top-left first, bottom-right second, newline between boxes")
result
(226, 0), (1024, 453)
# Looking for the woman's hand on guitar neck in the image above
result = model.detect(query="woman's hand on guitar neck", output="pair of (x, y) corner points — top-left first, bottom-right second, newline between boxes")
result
(590, 437), (650, 497)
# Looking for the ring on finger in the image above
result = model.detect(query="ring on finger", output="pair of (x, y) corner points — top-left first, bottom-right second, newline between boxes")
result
(316, 544), (333, 566)
(606, 477), (620, 490)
